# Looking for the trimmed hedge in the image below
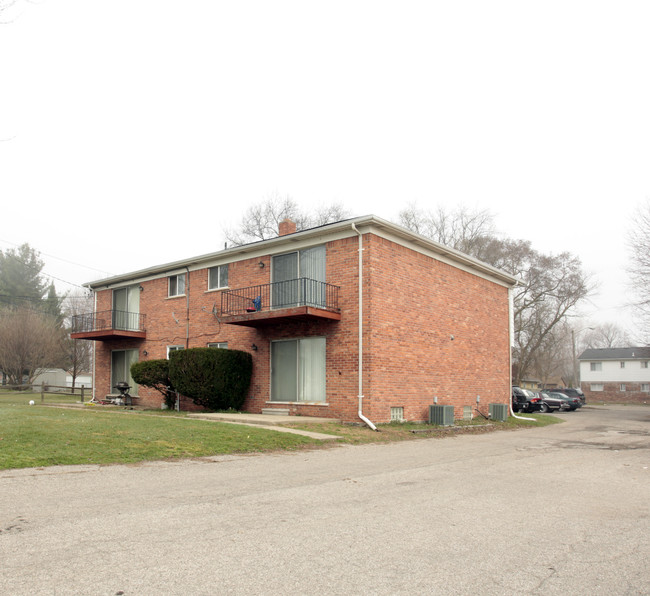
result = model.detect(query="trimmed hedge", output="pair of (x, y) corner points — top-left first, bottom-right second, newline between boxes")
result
(130, 359), (176, 409)
(168, 347), (252, 411)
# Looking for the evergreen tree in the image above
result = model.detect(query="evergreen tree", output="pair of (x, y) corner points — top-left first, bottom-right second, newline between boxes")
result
(0, 243), (48, 308)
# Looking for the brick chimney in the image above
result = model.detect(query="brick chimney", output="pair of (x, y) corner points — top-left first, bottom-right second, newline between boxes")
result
(279, 218), (297, 236)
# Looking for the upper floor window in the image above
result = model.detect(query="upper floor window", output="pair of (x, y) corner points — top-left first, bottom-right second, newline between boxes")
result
(169, 274), (186, 297)
(208, 265), (229, 290)
(590, 362), (602, 372)
(620, 361), (626, 369)
(642, 361), (649, 369)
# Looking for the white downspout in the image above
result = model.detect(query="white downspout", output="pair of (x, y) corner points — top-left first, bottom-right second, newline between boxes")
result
(352, 223), (377, 431)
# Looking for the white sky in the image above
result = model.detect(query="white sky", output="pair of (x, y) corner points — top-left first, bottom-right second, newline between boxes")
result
(1, 1), (649, 337)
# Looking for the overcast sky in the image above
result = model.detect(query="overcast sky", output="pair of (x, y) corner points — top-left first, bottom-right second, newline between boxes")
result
(1, 1), (649, 337)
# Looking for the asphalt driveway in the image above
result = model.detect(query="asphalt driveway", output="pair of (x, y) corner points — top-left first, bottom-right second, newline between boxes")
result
(1, 405), (648, 595)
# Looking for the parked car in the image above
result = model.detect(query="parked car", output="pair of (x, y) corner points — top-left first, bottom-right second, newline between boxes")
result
(512, 386), (543, 413)
(553, 387), (586, 405)
(546, 391), (581, 411)
(537, 391), (571, 413)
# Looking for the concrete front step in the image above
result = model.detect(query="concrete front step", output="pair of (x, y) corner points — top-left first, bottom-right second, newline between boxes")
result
(261, 408), (291, 416)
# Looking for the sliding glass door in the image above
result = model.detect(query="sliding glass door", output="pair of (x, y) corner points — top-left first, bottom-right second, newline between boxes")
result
(271, 337), (326, 402)
(112, 285), (140, 331)
(271, 246), (326, 309)
(111, 349), (139, 395)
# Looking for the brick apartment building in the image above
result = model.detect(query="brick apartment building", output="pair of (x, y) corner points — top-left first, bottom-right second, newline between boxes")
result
(72, 215), (518, 424)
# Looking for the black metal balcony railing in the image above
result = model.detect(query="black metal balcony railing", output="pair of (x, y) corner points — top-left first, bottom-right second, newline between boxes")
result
(71, 310), (146, 334)
(221, 279), (340, 316)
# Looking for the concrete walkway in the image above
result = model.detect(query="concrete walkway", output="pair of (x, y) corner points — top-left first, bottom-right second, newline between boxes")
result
(186, 412), (342, 440)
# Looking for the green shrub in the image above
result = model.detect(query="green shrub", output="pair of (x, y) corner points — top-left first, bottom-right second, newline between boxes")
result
(131, 359), (177, 409)
(168, 348), (252, 410)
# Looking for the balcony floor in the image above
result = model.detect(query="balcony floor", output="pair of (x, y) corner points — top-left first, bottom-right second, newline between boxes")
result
(70, 329), (146, 341)
(221, 306), (341, 328)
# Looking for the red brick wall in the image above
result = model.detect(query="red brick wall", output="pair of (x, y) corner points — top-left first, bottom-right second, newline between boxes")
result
(581, 383), (650, 404)
(91, 231), (512, 422)
(362, 235), (511, 422)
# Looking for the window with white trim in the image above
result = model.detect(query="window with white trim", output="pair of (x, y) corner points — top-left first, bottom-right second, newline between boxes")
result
(168, 274), (186, 297)
(208, 265), (229, 290)
(590, 362), (602, 372)
(207, 342), (228, 349)
(641, 383), (650, 392)
(620, 384), (626, 392)
(620, 361), (626, 369)
(590, 384), (604, 391)
(167, 345), (184, 358)
(642, 361), (649, 369)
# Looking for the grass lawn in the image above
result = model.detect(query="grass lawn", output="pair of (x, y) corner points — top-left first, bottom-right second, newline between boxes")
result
(0, 391), (561, 470)
(0, 392), (319, 470)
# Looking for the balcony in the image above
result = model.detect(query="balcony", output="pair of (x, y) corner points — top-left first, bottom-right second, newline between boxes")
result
(220, 279), (341, 327)
(70, 310), (146, 341)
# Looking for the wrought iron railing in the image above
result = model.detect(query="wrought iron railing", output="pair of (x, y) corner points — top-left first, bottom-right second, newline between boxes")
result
(71, 310), (146, 334)
(221, 279), (340, 316)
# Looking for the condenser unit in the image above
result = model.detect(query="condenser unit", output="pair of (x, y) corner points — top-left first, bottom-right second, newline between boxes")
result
(489, 403), (508, 422)
(428, 405), (454, 426)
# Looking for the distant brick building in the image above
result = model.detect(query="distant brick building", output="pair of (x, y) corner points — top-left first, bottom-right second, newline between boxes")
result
(72, 216), (517, 424)
(579, 347), (650, 404)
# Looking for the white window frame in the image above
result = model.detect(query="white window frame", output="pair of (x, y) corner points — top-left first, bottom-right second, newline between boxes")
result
(642, 361), (649, 369)
(590, 384), (604, 391)
(620, 384), (626, 392)
(168, 274), (186, 297)
(620, 361), (626, 369)
(167, 345), (184, 359)
(208, 265), (229, 290)
(641, 383), (650, 392)
(207, 342), (228, 349)
(590, 362), (602, 372)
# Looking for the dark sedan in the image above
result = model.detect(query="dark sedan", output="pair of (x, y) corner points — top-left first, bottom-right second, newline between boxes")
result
(546, 391), (581, 411)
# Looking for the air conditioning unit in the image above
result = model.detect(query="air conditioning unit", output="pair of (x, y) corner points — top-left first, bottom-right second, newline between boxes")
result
(489, 403), (508, 422)
(429, 405), (454, 426)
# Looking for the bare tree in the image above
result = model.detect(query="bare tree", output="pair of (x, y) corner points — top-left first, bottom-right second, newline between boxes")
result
(62, 292), (94, 389)
(580, 323), (630, 350)
(224, 194), (351, 246)
(627, 198), (650, 338)
(397, 206), (593, 385)
(0, 307), (66, 385)
(398, 203), (496, 259)
(532, 323), (574, 387)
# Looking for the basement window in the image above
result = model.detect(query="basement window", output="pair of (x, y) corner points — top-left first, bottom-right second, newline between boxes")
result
(390, 407), (404, 422)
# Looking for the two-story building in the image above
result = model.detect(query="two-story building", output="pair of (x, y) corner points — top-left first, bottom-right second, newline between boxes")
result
(72, 215), (518, 424)
(579, 347), (650, 404)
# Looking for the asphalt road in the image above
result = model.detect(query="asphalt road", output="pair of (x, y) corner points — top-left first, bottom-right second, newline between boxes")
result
(1, 406), (648, 596)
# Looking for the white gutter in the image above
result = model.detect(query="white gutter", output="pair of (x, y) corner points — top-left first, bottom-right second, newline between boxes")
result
(352, 223), (377, 431)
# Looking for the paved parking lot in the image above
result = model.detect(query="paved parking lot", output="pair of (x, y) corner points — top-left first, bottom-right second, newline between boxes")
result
(1, 405), (648, 595)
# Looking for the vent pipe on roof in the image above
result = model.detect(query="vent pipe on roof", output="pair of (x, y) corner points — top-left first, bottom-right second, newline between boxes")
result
(352, 223), (377, 431)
